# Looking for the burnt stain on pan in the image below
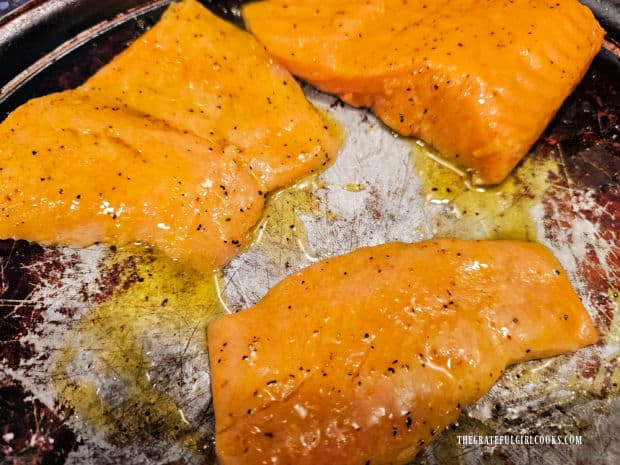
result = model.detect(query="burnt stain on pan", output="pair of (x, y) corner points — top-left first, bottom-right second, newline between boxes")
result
(542, 53), (619, 193)
(0, 239), (45, 369)
(0, 2), (618, 465)
(0, 380), (77, 464)
(95, 245), (151, 300)
(0, 241), (94, 463)
(538, 53), (619, 332)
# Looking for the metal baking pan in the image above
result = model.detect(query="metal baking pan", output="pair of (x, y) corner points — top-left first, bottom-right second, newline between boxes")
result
(0, 1), (618, 464)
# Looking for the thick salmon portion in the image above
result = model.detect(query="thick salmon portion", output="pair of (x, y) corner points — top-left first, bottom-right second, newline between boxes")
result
(243, 0), (605, 184)
(0, 0), (340, 271)
(0, 93), (263, 271)
(83, 0), (339, 192)
(208, 239), (598, 465)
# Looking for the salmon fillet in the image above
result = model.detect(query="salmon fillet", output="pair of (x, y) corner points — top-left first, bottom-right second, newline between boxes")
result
(0, 0), (340, 271)
(243, 0), (605, 184)
(208, 239), (598, 465)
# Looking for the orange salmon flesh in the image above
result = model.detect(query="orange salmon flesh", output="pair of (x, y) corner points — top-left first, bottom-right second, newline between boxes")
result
(243, 0), (605, 184)
(208, 239), (598, 465)
(0, 0), (341, 271)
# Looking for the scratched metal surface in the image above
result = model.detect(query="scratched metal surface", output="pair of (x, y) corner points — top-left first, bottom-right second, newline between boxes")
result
(0, 1), (619, 464)
(0, 1), (28, 14)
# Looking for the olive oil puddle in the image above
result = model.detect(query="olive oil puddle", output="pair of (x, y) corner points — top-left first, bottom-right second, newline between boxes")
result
(250, 174), (327, 266)
(53, 244), (227, 459)
(50, 111), (342, 456)
(410, 140), (557, 241)
(50, 172), (326, 458)
(409, 143), (620, 465)
(246, 108), (342, 266)
(410, 141), (619, 399)
(342, 182), (366, 192)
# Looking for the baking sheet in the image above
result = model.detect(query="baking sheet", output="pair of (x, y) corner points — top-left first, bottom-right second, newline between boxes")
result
(0, 1), (618, 464)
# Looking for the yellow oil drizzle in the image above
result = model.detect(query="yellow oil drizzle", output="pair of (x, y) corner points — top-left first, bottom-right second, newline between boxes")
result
(48, 108), (614, 461)
(53, 244), (227, 458)
(250, 174), (327, 265)
(342, 182), (366, 192)
(50, 112), (343, 458)
(317, 105), (346, 145)
(410, 141), (620, 444)
(247, 107), (342, 265)
(410, 141), (558, 241)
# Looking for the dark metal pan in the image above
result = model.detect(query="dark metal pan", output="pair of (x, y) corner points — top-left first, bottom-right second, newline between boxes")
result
(0, 2), (618, 464)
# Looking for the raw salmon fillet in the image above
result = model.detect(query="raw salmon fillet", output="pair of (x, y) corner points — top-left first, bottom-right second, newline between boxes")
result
(243, 0), (605, 184)
(208, 239), (598, 465)
(0, 0), (340, 271)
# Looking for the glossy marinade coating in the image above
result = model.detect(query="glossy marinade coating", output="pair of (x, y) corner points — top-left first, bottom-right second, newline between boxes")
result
(208, 239), (598, 465)
(0, 0), (340, 271)
(244, 0), (604, 184)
